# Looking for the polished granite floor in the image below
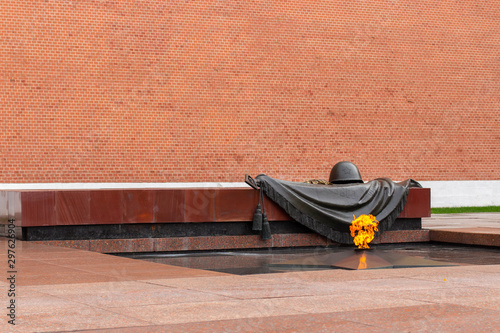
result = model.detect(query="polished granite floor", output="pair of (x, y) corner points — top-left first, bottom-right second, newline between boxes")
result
(1, 213), (499, 332)
(126, 243), (500, 275)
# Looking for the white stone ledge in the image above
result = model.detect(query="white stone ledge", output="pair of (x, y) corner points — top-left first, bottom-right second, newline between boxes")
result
(418, 180), (500, 208)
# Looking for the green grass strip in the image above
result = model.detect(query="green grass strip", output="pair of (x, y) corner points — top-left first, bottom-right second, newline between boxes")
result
(431, 206), (500, 214)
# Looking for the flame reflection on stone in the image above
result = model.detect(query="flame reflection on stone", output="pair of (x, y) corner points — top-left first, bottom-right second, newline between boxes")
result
(270, 249), (458, 271)
(357, 252), (367, 269)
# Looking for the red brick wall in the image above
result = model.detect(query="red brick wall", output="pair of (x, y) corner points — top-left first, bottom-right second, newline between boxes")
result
(1, 1), (499, 183)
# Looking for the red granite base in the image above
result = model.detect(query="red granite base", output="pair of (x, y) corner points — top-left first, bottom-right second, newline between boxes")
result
(31, 234), (332, 253)
(372, 230), (430, 244)
(31, 229), (431, 253)
(1, 187), (430, 228)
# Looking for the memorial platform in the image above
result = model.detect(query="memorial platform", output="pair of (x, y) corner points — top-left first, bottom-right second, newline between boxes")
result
(1, 187), (429, 253)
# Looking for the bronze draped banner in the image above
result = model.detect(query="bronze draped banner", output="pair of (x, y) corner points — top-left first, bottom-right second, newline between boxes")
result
(255, 174), (422, 244)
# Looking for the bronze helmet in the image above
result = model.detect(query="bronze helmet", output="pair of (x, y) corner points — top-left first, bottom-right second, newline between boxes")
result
(328, 161), (364, 184)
